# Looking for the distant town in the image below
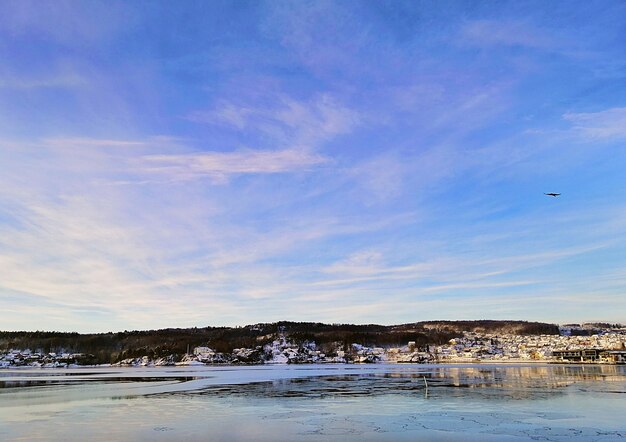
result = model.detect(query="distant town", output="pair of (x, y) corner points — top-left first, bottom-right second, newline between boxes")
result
(1, 322), (624, 368)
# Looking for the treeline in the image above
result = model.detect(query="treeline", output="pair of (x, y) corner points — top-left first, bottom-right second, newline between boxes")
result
(582, 322), (623, 329)
(401, 320), (560, 336)
(0, 320), (559, 364)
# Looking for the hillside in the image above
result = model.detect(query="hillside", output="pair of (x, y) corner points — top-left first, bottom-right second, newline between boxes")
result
(0, 320), (559, 365)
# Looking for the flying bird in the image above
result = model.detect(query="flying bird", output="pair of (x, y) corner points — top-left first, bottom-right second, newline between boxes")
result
(544, 192), (561, 197)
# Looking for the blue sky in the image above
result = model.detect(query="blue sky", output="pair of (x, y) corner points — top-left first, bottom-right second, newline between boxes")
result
(1, 1), (626, 332)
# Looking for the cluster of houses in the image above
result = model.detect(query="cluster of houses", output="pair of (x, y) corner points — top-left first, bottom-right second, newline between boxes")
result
(2, 328), (625, 367)
(183, 330), (626, 366)
(426, 331), (626, 363)
(189, 335), (351, 365)
(0, 349), (85, 368)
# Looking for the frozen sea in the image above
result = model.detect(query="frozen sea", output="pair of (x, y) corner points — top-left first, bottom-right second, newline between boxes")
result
(0, 363), (625, 441)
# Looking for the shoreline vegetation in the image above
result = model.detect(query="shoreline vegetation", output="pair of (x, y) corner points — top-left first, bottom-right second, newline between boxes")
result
(1, 320), (624, 368)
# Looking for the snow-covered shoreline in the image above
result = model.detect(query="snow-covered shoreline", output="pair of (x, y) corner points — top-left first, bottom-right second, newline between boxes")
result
(3, 329), (626, 368)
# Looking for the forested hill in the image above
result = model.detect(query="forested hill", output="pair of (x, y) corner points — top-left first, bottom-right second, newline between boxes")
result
(0, 320), (559, 364)
(397, 320), (558, 335)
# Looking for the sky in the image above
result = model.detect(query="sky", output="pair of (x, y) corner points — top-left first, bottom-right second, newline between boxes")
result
(1, 1), (626, 332)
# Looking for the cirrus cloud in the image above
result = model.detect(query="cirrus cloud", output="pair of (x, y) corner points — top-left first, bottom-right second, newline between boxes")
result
(564, 107), (626, 140)
(140, 148), (329, 183)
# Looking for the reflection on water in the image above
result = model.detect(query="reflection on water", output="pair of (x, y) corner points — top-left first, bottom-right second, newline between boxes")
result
(174, 364), (625, 402)
(0, 364), (624, 441)
(188, 373), (567, 401)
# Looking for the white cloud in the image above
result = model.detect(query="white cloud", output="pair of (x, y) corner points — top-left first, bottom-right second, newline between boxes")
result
(564, 107), (626, 140)
(43, 137), (147, 148)
(141, 148), (329, 182)
(349, 154), (407, 203)
(347, 145), (464, 204)
(323, 250), (385, 276)
(0, 136), (393, 330)
(178, 94), (360, 184)
(187, 94), (360, 147)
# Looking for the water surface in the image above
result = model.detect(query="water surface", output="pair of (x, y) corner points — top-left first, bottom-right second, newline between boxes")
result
(1, 364), (624, 441)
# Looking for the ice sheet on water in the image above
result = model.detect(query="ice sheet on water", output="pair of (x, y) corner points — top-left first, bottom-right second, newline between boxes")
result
(0, 364), (624, 441)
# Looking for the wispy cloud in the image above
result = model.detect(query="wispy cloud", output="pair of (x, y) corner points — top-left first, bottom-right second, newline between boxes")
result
(140, 148), (329, 182)
(315, 240), (609, 290)
(187, 94), (361, 147)
(0, 73), (87, 90)
(0, 0), (133, 45)
(43, 137), (148, 148)
(459, 20), (554, 49)
(2, 2), (626, 331)
(348, 153), (408, 203)
(564, 107), (626, 140)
